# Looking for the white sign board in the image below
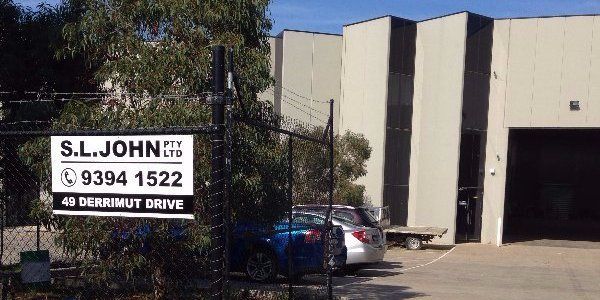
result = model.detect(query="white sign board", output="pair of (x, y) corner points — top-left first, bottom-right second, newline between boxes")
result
(51, 135), (194, 219)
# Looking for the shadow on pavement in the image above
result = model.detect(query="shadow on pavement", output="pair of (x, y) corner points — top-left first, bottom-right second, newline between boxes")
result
(421, 244), (455, 250)
(336, 283), (427, 299)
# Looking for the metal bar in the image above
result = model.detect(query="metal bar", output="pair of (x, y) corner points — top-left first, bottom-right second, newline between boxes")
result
(0, 125), (221, 137)
(327, 99), (334, 300)
(0, 182), (4, 267)
(36, 223), (40, 251)
(0, 137), (5, 267)
(232, 74), (248, 118)
(287, 137), (294, 299)
(210, 45), (226, 300)
(234, 117), (328, 145)
(223, 47), (234, 295)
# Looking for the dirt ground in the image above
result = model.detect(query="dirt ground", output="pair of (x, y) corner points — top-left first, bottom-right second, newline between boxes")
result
(330, 243), (600, 300)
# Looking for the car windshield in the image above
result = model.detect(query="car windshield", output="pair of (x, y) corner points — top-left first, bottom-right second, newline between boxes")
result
(292, 213), (325, 225)
(292, 212), (357, 227)
(332, 215), (358, 226)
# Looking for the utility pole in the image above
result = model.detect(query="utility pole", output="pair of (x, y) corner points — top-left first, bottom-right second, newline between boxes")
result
(210, 45), (225, 300)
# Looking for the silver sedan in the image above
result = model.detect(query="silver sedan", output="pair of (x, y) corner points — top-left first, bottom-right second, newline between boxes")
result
(331, 217), (386, 265)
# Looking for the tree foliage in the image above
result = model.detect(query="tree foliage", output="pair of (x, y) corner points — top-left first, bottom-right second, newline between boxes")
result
(7, 0), (372, 298)
(20, 98), (288, 298)
(0, 0), (95, 94)
(0, 1), (95, 229)
(61, 0), (272, 96)
(292, 130), (371, 207)
(14, 0), (279, 298)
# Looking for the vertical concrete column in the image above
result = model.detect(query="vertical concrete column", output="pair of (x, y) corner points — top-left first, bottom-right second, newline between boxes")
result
(481, 20), (511, 245)
(339, 17), (392, 206)
(407, 13), (468, 244)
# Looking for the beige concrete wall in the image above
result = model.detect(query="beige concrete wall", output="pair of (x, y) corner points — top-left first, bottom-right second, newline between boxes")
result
(407, 12), (468, 244)
(482, 15), (600, 245)
(258, 31), (342, 132)
(503, 16), (600, 127)
(312, 33), (343, 131)
(280, 31), (315, 126)
(481, 19), (511, 245)
(339, 17), (391, 206)
(257, 36), (282, 111)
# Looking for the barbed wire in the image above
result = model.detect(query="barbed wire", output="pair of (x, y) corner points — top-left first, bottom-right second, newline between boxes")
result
(265, 84), (331, 104)
(259, 91), (328, 125)
(262, 89), (329, 118)
(0, 91), (212, 97)
(0, 93), (210, 104)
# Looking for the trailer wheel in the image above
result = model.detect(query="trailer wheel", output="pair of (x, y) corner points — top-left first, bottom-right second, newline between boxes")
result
(405, 236), (422, 250)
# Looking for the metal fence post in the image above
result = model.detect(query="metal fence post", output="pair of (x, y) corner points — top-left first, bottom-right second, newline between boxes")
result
(0, 136), (5, 300)
(287, 137), (293, 299)
(223, 47), (234, 297)
(327, 99), (334, 300)
(36, 223), (40, 251)
(210, 45), (226, 300)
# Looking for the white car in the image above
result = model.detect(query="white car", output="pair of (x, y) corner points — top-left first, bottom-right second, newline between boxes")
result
(292, 210), (386, 267)
(332, 216), (386, 266)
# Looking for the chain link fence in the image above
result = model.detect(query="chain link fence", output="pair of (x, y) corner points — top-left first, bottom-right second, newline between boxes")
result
(0, 85), (337, 299)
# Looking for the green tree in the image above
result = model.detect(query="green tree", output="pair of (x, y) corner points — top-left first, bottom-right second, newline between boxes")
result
(0, 0), (95, 95)
(1, 0), (95, 229)
(292, 130), (371, 207)
(12, 0), (372, 298)
(61, 0), (272, 96)
(17, 0), (282, 298)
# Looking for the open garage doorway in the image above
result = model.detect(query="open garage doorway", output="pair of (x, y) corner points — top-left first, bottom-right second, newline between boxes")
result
(504, 129), (600, 246)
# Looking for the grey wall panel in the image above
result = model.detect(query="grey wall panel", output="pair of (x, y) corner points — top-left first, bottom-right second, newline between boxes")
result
(530, 18), (564, 126)
(502, 16), (599, 127)
(312, 34), (343, 131)
(407, 12), (468, 244)
(588, 17), (600, 124)
(340, 17), (392, 206)
(260, 32), (341, 131)
(257, 37), (282, 111)
(504, 19), (538, 127)
(281, 31), (316, 126)
(558, 16), (594, 126)
(483, 15), (600, 245)
(481, 19), (511, 245)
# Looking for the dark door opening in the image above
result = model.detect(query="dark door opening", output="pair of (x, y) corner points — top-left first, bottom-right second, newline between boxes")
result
(455, 133), (484, 243)
(504, 129), (600, 244)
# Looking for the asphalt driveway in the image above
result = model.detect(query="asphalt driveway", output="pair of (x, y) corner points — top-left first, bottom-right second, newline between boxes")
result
(332, 243), (600, 300)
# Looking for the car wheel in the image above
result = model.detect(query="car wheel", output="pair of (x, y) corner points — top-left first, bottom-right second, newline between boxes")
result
(405, 236), (422, 250)
(246, 250), (278, 282)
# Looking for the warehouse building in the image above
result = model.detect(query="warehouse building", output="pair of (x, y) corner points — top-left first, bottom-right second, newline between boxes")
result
(267, 11), (600, 245)
(259, 29), (342, 133)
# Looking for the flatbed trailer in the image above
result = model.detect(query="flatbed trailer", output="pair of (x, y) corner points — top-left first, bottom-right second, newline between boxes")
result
(384, 226), (448, 250)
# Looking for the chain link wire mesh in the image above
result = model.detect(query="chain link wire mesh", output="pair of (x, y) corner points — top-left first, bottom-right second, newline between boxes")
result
(0, 91), (337, 299)
(230, 100), (336, 299)
(1, 92), (217, 298)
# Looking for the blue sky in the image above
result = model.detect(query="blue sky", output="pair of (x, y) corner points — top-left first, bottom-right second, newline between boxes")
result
(15, 0), (600, 34)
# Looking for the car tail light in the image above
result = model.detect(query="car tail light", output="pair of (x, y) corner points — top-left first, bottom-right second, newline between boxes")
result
(305, 229), (321, 243)
(352, 230), (370, 244)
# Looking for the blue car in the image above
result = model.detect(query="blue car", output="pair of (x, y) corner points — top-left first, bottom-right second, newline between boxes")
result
(231, 212), (347, 282)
